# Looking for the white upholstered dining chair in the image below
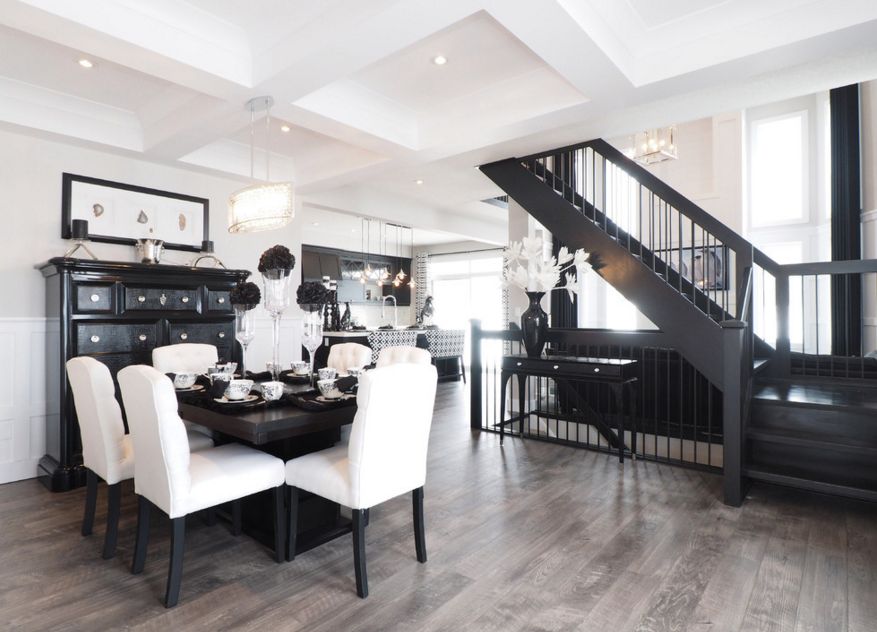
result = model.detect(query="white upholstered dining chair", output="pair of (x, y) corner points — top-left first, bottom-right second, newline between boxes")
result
(152, 343), (219, 438)
(326, 343), (373, 374)
(66, 357), (213, 560)
(118, 365), (286, 608)
(285, 363), (438, 598)
(375, 345), (431, 367)
(152, 343), (219, 374)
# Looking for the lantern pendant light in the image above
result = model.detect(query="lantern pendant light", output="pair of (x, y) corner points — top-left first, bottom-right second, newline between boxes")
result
(228, 96), (294, 233)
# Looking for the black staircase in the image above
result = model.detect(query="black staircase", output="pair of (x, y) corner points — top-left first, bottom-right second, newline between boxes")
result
(480, 138), (877, 505)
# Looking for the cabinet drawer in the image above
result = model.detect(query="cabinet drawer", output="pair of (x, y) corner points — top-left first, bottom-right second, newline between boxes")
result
(76, 323), (158, 354)
(206, 290), (232, 312)
(74, 284), (113, 313)
(168, 322), (233, 346)
(124, 287), (198, 312)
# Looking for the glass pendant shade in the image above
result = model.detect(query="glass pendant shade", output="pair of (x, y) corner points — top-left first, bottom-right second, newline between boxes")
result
(228, 182), (294, 233)
(627, 127), (677, 165)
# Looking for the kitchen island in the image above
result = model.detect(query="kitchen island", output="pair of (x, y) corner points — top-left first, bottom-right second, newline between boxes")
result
(312, 328), (466, 381)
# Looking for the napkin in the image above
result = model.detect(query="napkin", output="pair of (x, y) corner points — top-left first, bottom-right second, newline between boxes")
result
(208, 380), (229, 398)
(336, 376), (357, 393)
(246, 370), (273, 381)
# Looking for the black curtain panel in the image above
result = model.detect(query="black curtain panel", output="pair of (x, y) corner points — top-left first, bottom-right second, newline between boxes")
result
(550, 237), (578, 328)
(829, 84), (862, 356)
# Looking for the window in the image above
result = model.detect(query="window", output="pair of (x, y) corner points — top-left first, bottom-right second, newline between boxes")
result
(749, 111), (809, 227)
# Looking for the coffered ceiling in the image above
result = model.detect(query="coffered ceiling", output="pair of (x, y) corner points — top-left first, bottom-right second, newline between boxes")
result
(1, 0), (877, 245)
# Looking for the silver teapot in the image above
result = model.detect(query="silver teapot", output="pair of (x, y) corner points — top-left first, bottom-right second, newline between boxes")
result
(135, 238), (164, 264)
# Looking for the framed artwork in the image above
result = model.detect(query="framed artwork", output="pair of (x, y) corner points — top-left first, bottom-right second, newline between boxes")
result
(659, 244), (729, 290)
(61, 173), (209, 252)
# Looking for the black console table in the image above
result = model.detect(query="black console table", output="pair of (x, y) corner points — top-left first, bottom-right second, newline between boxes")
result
(39, 258), (250, 491)
(499, 354), (639, 461)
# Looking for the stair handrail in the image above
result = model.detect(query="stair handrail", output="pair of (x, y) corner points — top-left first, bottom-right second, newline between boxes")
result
(737, 266), (754, 322)
(521, 138), (754, 256)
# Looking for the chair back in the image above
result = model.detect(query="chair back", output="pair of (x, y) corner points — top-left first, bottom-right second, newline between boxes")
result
(376, 345), (431, 367)
(347, 363), (437, 508)
(118, 365), (191, 517)
(425, 329), (465, 359)
(327, 343), (373, 373)
(66, 357), (128, 483)
(152, 343), (218, 374)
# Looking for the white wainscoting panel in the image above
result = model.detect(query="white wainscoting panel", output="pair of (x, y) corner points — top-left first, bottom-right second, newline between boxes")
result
(0, 318), (58, 484)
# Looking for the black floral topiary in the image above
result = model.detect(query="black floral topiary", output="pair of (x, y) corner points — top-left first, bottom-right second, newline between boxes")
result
(229, 281), (261, 310)
(296, 281), (329, 311)
(258, 244), (296, 273)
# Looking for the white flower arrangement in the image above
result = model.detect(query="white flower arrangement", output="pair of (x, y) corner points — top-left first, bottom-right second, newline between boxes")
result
(503, 236), (591, 301)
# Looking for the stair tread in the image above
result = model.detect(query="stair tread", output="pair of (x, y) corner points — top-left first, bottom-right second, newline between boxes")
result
(747, 428), (877, 455)
(752, 380), (877, 410)
(743, 466), (877, 501)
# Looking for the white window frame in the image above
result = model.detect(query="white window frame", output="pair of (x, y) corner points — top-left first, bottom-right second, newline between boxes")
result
(748, 109), (810, 229)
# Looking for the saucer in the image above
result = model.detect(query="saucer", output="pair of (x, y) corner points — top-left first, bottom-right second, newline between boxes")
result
(213, 394), (260, 404)
(175, 384), (205, 393)
(316, 394), (355, 403)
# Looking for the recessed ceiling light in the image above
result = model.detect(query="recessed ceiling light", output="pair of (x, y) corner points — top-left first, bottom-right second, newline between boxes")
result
(78, 58), (94, 69)
(312, 221), (319, 226)
(280, 125), (290, 133)
(415, 179), (424, 185)
(432, 55), (447, 66)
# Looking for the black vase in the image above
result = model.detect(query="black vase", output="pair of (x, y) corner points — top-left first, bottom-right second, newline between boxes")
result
(521, 291), (548, 358)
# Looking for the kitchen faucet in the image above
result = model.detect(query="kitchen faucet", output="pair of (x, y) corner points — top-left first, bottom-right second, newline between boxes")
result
(381, 295), (397, 328)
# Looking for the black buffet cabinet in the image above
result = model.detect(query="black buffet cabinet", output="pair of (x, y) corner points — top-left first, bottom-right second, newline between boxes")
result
(39, 257), (250, 492)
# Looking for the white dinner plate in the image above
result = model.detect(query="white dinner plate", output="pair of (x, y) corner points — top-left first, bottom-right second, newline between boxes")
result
(213, 394), (260, 404)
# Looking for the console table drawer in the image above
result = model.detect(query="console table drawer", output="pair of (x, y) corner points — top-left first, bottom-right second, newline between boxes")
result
(74, 284), (113, 313)
(168, 322), (233, 346)
(206, 290), (232, 312)
(124, 288), (198, 311)
(502, 356), (624, 378)
(76, 323), (158, 354)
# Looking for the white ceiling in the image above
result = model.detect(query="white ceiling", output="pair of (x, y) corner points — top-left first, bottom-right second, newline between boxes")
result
(2, 0), (877, 246)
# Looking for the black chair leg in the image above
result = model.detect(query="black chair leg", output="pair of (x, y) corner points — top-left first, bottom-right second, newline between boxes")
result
(82, 469), (97, 536)
(352, 509), (368, 598)
(202, 507), (217, 526)
(413, 487), (427, 563)
(286, 486), (299, 562)
(231, 500), (242, 536)
(102, 483), (122, 559)
(363, 508), (370, 526)
(132, 496), (150, 574)
(273, 486), (285, 563)
(165, 517), (186, 608)
(460, 358), (467, 384)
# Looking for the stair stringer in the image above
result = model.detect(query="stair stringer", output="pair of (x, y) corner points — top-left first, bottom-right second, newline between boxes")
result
(481, 158), (724, 386)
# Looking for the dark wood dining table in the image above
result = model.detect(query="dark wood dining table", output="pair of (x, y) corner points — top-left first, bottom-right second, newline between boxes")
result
(178, 382), (357, 557)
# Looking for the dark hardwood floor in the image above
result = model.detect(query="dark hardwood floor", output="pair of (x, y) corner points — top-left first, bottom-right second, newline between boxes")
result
(1, 383), (875, 631)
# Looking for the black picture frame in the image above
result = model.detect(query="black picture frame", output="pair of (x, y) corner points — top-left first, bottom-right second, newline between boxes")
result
(61, 173), (209, 253)
(658, 244), (730, 290)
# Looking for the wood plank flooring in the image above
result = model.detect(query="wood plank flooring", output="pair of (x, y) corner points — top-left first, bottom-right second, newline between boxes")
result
(1, 383), (875, 631)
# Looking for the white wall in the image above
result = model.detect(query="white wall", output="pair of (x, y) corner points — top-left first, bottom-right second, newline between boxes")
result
(0, 127), (306, 483)
(861, 80), (877, 353)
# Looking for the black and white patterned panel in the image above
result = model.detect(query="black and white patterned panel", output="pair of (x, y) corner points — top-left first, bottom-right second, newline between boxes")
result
(414, 252), (429, 320)
(368, 330), (419, 357)
(425, 329), (465, 358)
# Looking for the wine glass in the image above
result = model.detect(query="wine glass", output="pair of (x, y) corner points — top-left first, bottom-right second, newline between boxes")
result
(234, 307), (256, 376)
(301, 309), (323, 387)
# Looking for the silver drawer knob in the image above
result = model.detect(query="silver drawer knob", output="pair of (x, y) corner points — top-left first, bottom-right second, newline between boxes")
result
(594, 368), (600, 373)
(181, 296), (190, 303)
(138, 334), (147, 341)
(516, 362), (522, 366)
(138, 295), (146, 303)
(90, 294), (100, 303)
(90, 335), (100, 343)
(553, 365), (559, 370)
(218, 332), (225, 339)
(180, 333), (188, 340)
(218, 297), (225, 304)
(159, 293), (167, 306)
